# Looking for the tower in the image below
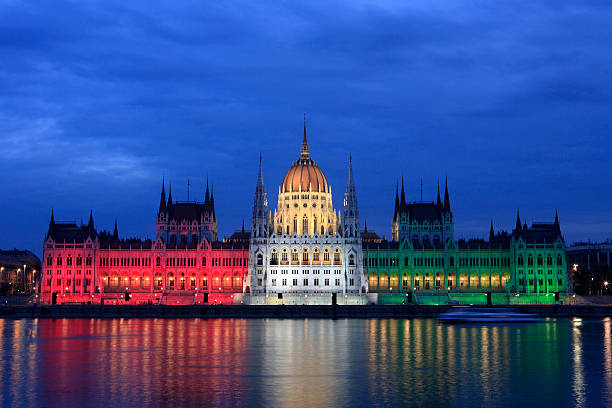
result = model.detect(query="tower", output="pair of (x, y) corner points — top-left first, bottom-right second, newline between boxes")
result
(247, 156), (269, 294)
(342, 157), (359, 238)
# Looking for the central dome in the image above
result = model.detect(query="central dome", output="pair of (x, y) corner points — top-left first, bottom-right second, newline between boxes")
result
(281, 124), (329, 193)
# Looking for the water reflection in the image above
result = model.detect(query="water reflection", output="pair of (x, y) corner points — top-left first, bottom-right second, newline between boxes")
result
(0, 318), (611, 407)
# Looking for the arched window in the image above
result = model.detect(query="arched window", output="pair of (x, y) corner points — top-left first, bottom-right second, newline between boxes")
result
(202, 275), (208, 290)
(86, 256), (92, 266)
(180, 273), (186, 290)
(190, 274), (196, 290)
(291, 248), (299, 263)
(281, 248), (289, 264)
(528, 255), (534, 266)
(154, 273), (162, 290)
(270, 249), (278, 265)
(557, 255), (563, 266)
(303, 216), (308, 235)
(76, 256), (82, 266)
(293, 217), (297, 234)
(156, 257), (161, 267)
(313, 248), (320, 262)
(314, 217), (318, 235)
(66, 256), (72, 266)
(321, 226), (325, 235)
(323, 248), (330, 262)
(537, 255), (543, 266)
(201, 256), (206, 267)
(404, 256), (410, 267)
(333, 249), (342, 265)
(56, 256), (62, 266)
(277, 226), (282, 235)
(168, 273), (175, 290)
(349, 254), (355, 266)
(449, 256), (455, 267)
(46, 256), (52, 266)
(302, 248), (309, 263)
(547, 255), (553, 266)
(256, 253), (263, 266)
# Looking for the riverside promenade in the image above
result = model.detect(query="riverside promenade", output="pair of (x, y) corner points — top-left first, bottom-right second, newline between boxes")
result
(1, 304), (612, 319)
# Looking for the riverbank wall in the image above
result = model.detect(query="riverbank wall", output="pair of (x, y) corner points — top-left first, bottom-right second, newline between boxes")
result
(1, 304), (612, 319)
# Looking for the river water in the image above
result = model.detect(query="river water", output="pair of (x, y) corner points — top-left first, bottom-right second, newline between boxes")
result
(0, 318), (610, 407)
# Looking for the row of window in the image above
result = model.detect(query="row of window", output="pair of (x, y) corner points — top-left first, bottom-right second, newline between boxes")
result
(47, 270), (92, 276)
(269, 269), (346, 275)
(271, 278), (353, 287)
(47, 255), (92, 267)
(47, 278), (91, 288)
(518, 278), (564, 286)
(517, 254), (563, 267)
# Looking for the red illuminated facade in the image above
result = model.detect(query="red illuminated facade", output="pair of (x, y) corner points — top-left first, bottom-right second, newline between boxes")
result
(40, 180), (248, 305)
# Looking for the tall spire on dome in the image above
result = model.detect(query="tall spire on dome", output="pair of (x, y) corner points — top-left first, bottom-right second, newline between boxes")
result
(301, 113), (309, 158)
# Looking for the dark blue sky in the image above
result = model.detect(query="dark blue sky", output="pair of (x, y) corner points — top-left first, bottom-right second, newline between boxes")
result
(1, 1), (611, 256)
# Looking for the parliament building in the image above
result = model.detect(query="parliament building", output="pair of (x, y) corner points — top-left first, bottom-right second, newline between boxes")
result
(40, 124), (570, 305)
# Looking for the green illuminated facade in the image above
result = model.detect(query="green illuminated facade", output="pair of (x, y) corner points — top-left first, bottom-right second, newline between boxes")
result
(363, 180), (570, 305)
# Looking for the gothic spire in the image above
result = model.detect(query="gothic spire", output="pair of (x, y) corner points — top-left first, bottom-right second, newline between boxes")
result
(554, 210), (562, 237)
(159, 178), (166, 212)
(515, 209), (522, 232)
(400, 177), (406, 207)
(48, 209), (55, 234)
(443, 177), (450, 211)
(346, 155), (355, 193)
(167, 184), (173, 206)
(88, 209), (94, 229)
(393, 183), (399, 221)
(364, 218), (368, 233)
(242, 218), (245, 233)
(489, 219), (494, 241)
(436, 182), (441, 206)
(257, 155), (264, 188)
(113, 220), (118, 240)
(205, 177), (210, 207)
(301, 114), (309, 158)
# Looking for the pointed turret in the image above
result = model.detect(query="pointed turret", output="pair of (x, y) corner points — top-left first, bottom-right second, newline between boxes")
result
(301, 114), (309, 158)
(167, 184), (173, 206)
(515, 210), (522, 232)
(364, 218), (368, 233)
(400, 177), (406, 207)
(443, 177), (450, 212)
(523, 221), (528, 230)
(489, 220), (494, 241)
(113, 220), (118, 240)
(436, 183), (441, 206)
(554, 210), (560, 232)
(252, 155), (269, 239)
(393, 184), (399, 221)
(242, 218), (245, 233)
(159, 178), (166, 213)
(88, 209), (94, 229)
(48, 209), (55, 236)
(343, 156), (360, 238)
(204, 177), (210, 208)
